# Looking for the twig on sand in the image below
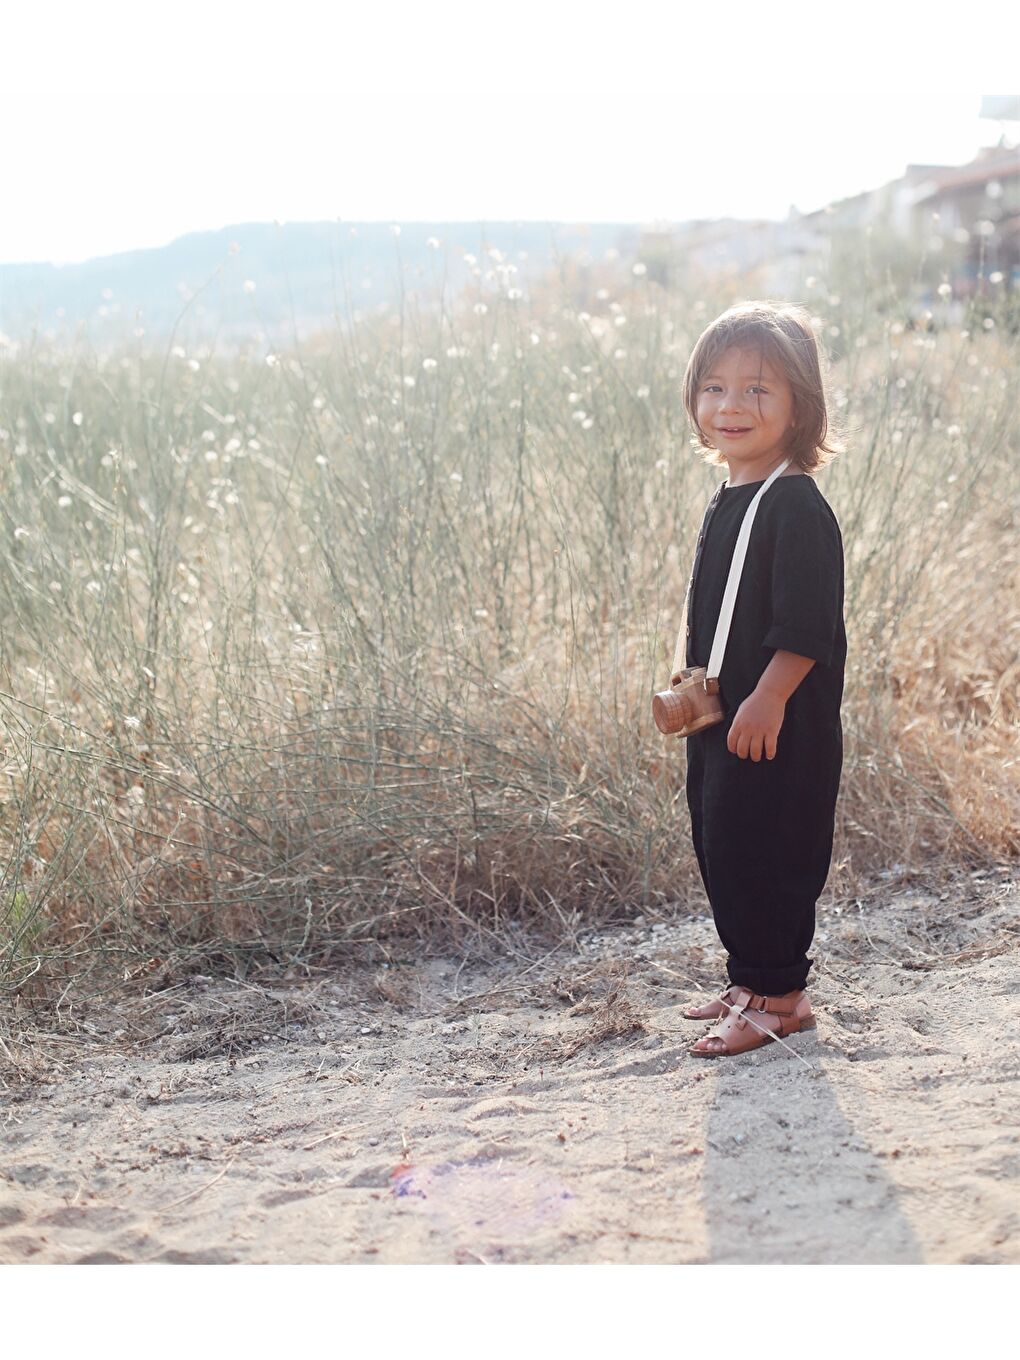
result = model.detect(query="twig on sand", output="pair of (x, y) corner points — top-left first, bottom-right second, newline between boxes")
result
(303, 1121), (372, 1151)
(156, 1157), (236, 1213)
(456, 1247), (492, 1265)
(304, 1128), (349, 1151)
(447, 946), (576, 1009)
(447, 981), (540, 1009)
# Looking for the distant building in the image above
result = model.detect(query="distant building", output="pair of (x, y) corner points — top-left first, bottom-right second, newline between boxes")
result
(907, 145), (1020, 293)
(652, 139), (1020, 301)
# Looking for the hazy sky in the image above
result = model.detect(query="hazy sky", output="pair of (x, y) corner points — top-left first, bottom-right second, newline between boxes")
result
(4, 5), (1017, 266)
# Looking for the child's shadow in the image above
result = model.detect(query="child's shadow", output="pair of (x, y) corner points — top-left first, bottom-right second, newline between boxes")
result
(701, 1037), (923, 1263)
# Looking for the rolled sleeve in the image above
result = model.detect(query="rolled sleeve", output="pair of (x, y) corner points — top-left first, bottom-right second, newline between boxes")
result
(763, 495), (843, 667)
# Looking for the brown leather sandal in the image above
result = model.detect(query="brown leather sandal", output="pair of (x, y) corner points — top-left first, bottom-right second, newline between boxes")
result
(682, 985), (741, 1020)
(689, 986), (816, 1058)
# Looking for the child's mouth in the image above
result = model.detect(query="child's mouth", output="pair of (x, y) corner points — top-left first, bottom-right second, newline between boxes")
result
(718, 428), (752, 437)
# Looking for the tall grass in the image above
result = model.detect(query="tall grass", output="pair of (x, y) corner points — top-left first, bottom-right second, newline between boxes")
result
(1, 236), (1018, 999)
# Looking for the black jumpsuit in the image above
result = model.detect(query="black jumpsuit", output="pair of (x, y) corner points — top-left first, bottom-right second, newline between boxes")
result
(684, 472), (847, 996)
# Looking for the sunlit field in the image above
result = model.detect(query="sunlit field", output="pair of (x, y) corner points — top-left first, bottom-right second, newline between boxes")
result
(2, 232), (1018, 1002)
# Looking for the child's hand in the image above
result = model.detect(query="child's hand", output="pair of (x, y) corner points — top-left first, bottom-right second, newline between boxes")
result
(727, 688), (787, 761)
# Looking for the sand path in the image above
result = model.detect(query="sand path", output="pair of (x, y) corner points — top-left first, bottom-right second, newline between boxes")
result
(2, 878), (1017, 1264)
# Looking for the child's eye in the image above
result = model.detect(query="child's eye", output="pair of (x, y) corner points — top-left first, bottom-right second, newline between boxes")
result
(702, 384), (768, 393)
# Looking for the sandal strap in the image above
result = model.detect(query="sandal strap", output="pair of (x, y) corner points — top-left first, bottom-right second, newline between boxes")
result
(725, 987), (805, 1018)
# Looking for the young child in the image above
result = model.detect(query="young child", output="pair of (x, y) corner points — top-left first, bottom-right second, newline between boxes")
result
(675, 300), (847, 1058)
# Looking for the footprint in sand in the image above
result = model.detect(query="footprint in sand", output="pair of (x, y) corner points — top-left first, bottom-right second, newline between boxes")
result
(150, 1247), (239, 1264)
(345, 1165), (393, 1189)
(258, 1188), (317, 1208)
(0, 1235), (43, 1261)
(37, 1205), (134, 1231)
(465, 1097), (540, 1121)
(606, 1049), (686, 1080)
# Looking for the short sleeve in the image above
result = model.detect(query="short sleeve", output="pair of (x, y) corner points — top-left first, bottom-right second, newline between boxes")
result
(762, 492), (843, 667)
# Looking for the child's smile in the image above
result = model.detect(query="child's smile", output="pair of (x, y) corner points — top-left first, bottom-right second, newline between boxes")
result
(696, 345), (797, 485)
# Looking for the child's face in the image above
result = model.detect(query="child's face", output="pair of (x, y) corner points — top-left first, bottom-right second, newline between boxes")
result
(695, 345), (797, 475)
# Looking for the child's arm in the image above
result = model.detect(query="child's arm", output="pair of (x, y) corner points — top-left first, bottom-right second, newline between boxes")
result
(726, 650), (816, 761)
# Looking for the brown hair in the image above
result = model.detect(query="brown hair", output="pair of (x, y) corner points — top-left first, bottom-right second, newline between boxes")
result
(681, 300), (842, 474)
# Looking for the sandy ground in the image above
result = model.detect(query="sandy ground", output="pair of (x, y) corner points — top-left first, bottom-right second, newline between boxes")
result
(1, 871), (1018, 1265)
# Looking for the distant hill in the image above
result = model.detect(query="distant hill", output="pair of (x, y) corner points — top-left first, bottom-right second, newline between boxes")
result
(0, 221), (643, 349)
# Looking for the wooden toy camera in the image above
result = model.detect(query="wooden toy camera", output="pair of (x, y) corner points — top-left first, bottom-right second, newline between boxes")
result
(651, 667), (724, 737)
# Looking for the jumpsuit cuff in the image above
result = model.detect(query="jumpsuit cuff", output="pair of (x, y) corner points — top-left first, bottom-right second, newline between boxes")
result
(727, 958), (813, 996)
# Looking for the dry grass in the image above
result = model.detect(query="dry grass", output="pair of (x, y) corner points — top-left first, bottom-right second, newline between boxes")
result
(555, 962), (648, 1058)
(2, 869), (1015, 1095)
(1, 232), (1018, 1008)
(154, 982), (335, 1063)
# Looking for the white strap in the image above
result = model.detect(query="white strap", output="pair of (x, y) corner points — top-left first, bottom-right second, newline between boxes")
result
(671, 459), (790, 682)
(670, 580), (694, 682)
(706, 459), (791, 679)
